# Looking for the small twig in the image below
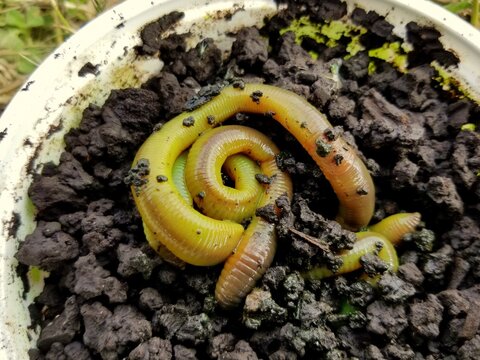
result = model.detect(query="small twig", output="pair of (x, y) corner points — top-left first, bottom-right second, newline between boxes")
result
(472, 0), (480, 28)
(50, 0), (75, 35)
(288, 227), (331, 252)
(18, 53), (40, 67)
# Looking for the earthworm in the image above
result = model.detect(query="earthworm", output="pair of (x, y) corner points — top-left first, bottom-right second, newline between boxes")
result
(302, 212), (421, 280)
(303, 231), (399, 280)
(141, 124), (292, 307)
(131, 83), (375, 306)
(368, 212), (421, 245)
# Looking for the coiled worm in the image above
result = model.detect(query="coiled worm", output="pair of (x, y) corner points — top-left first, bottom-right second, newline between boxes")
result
(131, 83), (375, 307)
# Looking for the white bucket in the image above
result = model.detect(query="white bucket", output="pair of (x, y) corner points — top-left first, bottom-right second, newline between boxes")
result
(1, 0), (479, 358)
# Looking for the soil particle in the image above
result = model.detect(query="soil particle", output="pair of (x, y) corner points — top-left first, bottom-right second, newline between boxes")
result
(366, 301), (408, 338)
(28, 170), (89, 220)
(421, 244), (454, 284)
(78, 62), (100, 77)
(145, 72), (197, 117)
(448, 100), (472, 130)
(422, 101), (450, 138)
(152, 304), (190, 340)
(364, 344), (385, 360)
(361, 253), (390, 277)
(81, 302), (152, 360)
(282, 271), (305, 307)
(389, 65), (438, 110)
(157, 267), (178, 285)
(175, 313), (213, 345)
(65, 88), (161, 168)
(275, 31), (310, 67)
(70, 253), (127, 303)
(398, 262), (424, 287)
(311, 0), (347, 22)
(177, 38), (222, 83)
(262, 266), (290, 290)
(82, 217), (122, 254)
(116, 243), (159, 279)
(297, 291), (333, 327)
(207, 333), (236, 359)
(128, 337), (173, 360)
(63, 342), (91, 360)
(452, 130), (480, 189)
(409, 294), (444, 339)
(327, 95), (356, 120)
(406, 22), (459, 67)
(255, 173), (272, 184)
(182, 116), (195, 127)
(341, 51), (370, 80)
(293, 197), (355, 252)
(404, 228), (436, 252)
(425, 176), (464, 219)
(37, 296), (80, 351)
(231, 27), (268, 68)
(378, 272), (416, 303)
(336, 278), (376, 308)
(438, 289), (470, 317)
(243, 288), (287, 329)
(183, 83), (224, 112)
(458, 335), (480, 359)
(218, 340), (259, 360)
(383, 343), (415, 360)
(138, 11), (185, 55)
(138, 287), (165, 313)
(354, 89), (425, 149)
(458, 299), (480, 340)
(310, 71), (341, 107)
(255, 203), (278, 223)
(173, 345), (197, 359)
(16, 221), (79, 271)
(447, 256), (471, 290)
(269, 349), (298, 360)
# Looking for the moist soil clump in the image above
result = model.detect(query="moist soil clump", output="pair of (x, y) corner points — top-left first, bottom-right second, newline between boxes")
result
(19, 0), (480, 359)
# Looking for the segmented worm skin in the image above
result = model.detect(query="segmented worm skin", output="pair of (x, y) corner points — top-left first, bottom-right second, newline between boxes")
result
(132, 83), (375, 307)
(368, 212), (421, 245)
(185, 127), (266, 223)
(303, 232), (399, 280)
(303, 212), (421, 280)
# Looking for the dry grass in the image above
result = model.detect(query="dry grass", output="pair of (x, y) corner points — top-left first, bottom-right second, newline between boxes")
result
(0, 0), (478, 112)
(0, 0), (121, 112)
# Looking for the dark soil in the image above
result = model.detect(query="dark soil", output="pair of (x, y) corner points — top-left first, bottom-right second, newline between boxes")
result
(19, 0), (480, 359)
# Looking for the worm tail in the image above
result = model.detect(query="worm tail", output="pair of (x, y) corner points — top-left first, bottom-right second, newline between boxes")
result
(215, 217), (276, 308)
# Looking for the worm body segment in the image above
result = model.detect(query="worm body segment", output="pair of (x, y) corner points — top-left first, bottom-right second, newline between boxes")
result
(368, 212), (421, 245)
(303, 231), (398, 280)
(303, 212), (421, 281)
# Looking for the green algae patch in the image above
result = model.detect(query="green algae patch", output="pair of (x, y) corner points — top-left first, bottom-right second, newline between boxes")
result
(461, 123), (477, 131)
(339, 299), (358, 315)
(279, 16), (410, 71)
(368, 42), (409, 72)
(279, 15), (480, 109)
(280, 16), (366, 59)
(25, 266), (49, 303)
